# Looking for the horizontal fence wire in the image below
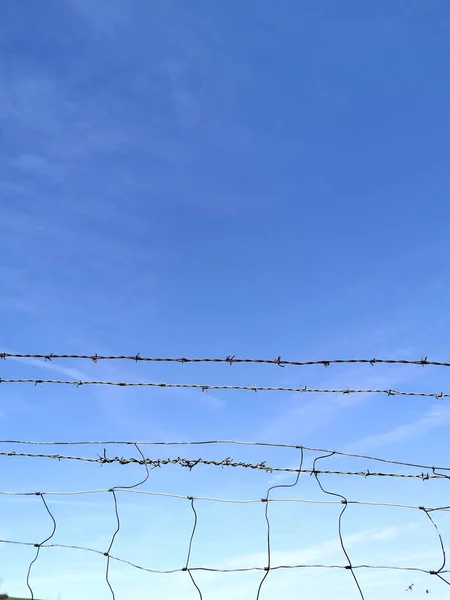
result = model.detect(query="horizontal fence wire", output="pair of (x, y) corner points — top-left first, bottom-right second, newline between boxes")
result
(2, 487), (449, 511)
(3, 439), (450, 471)
(2, 535), (449, 576)
(2, 440), (450, 598)
(1, 451), (449, 480)
(0, 352), (446, 368)
(0, 378), (449, 399)
(1, 353), (449, 598)
(2, 352), (449, 399)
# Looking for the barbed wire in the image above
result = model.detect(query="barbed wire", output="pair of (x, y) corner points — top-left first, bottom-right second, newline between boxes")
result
(2, 438), (450, 472)
(1, 377), (449, 399)
(2, 443), (450, 599)
(1, 352), (446, 368)
(1, 450), (449, 480)
(1, 349), (449, 598)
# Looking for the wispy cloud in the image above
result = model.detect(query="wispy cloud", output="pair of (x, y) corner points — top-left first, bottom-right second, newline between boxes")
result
(259, 366), (422, 443)
(6, 354), (93, 381)
(163, 386), (226, 410)
(68, 0), (130, 35)
(348, 403), (450, 452)
(211, 524), (401, 571)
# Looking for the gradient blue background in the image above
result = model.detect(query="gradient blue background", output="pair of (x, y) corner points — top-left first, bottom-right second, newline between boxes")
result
(1, 1), (450, 598)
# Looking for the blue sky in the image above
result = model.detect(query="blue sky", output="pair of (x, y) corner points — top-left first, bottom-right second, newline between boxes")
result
(1, 1), (450, 598)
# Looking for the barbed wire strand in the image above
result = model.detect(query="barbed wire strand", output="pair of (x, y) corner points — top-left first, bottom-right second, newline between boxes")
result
(1, 450), (448, 480)
(1, 377), (450, 399)
(3, 439), (450, 473)
(256, 446), (304, 600)
(312, 451), (364, 600)
(3, 443), (450, 595)
(1, 352), (447, 369)
(26, 493), (57, 600)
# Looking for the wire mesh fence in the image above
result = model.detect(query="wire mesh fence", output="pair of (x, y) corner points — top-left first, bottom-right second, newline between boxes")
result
(1, 440), (450, 599)
(1, 354), (449, 599)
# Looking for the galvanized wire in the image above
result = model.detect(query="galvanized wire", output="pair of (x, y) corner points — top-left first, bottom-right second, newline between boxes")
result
(0, 377), (449, 399)
(1, 442), (450, 598)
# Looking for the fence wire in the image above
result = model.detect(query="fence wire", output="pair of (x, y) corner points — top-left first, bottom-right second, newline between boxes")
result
(2, 352), (450, 399)
(1, 378), (450, 399)
(0, 352), (446, 368)
(1, 354), (449, 598)
(1, 450), (450, 480)
(1, 441), (450, 599)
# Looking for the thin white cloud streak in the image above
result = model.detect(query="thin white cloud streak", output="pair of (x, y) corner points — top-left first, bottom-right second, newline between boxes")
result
(5, 350), (225, 411)
(3, 510), (444, 600)
(0, 524), (407, 600)
(8, 355), (93, 381)
(261, 366), (422, 442)
(204, 524), (401, 572)
(348, 403), (450, 452)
